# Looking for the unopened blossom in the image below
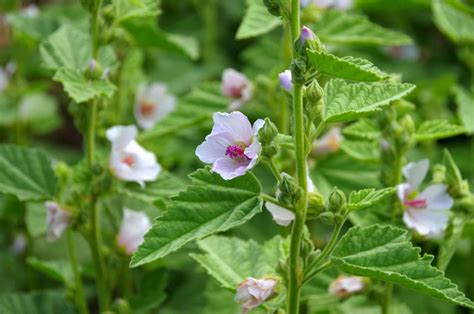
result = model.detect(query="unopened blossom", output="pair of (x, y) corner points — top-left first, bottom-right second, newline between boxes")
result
(329, 276), (365, 298)
(117, 208), (152, 255)
(195, 111), (264, 180)
(313, 127), (343, 155)
(134, 83), (176, 130)
(107, 125), (161, 186)
(221, 69), (253, 110)
(45, 201), (71, 242)
(397, 159), (453, 238)
(301, 26), (315, 44)
(278, 70), (292, 91)
(235, 277), (277, 313)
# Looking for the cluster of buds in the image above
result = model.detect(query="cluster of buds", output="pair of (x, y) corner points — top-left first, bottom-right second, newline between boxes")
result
(318, 187), (347, 225)
(258, 118), (279, 159)
(277, 173), (302, 206)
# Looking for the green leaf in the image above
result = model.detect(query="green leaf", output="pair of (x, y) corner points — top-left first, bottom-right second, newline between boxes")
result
(25, 203), (47, 237)
(314, 11), (412, 45)
(453, 86), (474, 134)
(0, 291), (75, 314)
(437, 215), (466, 271)
(236, 0), (282, 40)
(17, 93), (61, 134)
(114, 0), (160, 23)
(307, 50), (388, 82)
(347, 188), (395, 211)
(342, 119), (381, 140)
(433, 0), (474, 44)
(0, 145), (56, 201)
(130, 168), (263, 267)
(53, 68), (116, 103)
(415, 120), (465, 141)
(323, 79), (415, 123)
(26, 257), (74, 284)
(191, 236), (282, 290)
(443, 149), (464, 196)
(340, 139), (379, 162)
(331, 225), (474, 309)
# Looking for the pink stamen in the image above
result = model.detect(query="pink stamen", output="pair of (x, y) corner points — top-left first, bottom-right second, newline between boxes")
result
(225, 144), (249, 161)
(140, 101), (156, 117)
(404, 198), (427, 208)
(122, 155), (135, 166)
(229, 84), (245, 99)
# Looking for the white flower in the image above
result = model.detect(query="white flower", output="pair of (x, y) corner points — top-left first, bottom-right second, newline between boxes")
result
(117, 208), (152, 255)
(278, 69), (292, 91)
(195, 112), (264, 180)
(21, 4), (39, 18)
(313, 127), (343, 155)
(11, 233), (27, 255)
(107, 125), (161, 186)
(235, 277), (277, 313)
(221, 69), (253, 110)
(397, 159), (453, 239)
(329, 276), (365, 297)
(45, 201), (71, 242)
(134, 83), (176, 130)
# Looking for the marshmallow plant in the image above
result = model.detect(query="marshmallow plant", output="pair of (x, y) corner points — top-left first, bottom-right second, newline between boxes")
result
(134, 83), (176, 130)
(220, 69), (253, 110)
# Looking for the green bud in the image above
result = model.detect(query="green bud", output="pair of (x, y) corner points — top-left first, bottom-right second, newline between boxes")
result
(259, 118), (279, 144)
(263, 0), (283, 16)
(328, 187), (346, 214)
(86, 59), (104, 80)
(307, 191), (326, 218)
(262, 143), (278, 159)
(113, 298), (132, 314)
(431, 164), (446, 184)
(291, 59), (307, 84)
(400, 115), (415, 134)
(318, 211), (337, 225)
(306, 80), (324, 102)
(277, 173), (302, 205)
(452, 196), (474, 214)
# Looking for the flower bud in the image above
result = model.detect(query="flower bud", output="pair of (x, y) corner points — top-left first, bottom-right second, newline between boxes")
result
(278, 69), (292, 91)
(318, 211), (337, 225)
(329, 276), (365, 298)
(259, 118), (279, 144)
(431, 164), (446, 184)
(400, 114), (415, 135)
(300, 26), (315, 45)
(291, 59), (307, 84)
(235, 277), (278, 312)
(262, 143), (279, 159)
(328, 187), (347, 214)
(307, 191), (326, 218)
(87, 59), (104, 80)
(278, 173), (302, 205)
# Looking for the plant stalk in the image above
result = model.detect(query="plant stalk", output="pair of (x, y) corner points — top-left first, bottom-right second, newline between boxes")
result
(67, 230), (89, 314)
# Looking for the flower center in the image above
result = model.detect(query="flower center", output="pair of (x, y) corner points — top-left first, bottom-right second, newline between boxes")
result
(122, 155), (135, 167)
(225, 144), (249, 161)
(139, 101), (156, 117)
(404, 198), (427, 208)
(229, 84), (245, 99)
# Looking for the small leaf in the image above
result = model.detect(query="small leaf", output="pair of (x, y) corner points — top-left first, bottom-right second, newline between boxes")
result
(0, 145), (56, 201)
(0, 291), (75, 314)
(443, 149), (464, 197)
(130, 168), (263, 267)
(453, 86), (474, 134)
(415, 120), (465, 141)
(323, 79), (415, 123)
(433, 0), (474, 44)
(340, 140), (379, 163)
(114, 0), (160, 23)
(342, 119), (381, 140)
(26, 257), (74, 285)
(347, 187), (395, 211)
(307, 50), (388, 82)
(53, 68), (116, 104)
(331, 225), (474, 309)
(437, 215), (466, 271)
(236, 0), (282, 40)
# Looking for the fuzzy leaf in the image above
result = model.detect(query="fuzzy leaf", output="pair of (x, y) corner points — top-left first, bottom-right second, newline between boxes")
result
(236, 0), (282, 40)
(331, 225), (474, 309)
(323, 79), (415, 123)
(0, 291), (75, 314)
(437, 216), (466, 271)
(307, 50), (387, 82)
(415, 120), (465, 141)
(0, 145), (56, 201)
(347, 188), (395, 211)
(26, 257), (74, 284)
(453, 87), (474, 134)
(130, 168), (263, 267)
(433, 0), (474, 44)
(314, 11), (412, 45)
(191, 236), (282, 290)
(340, 140), (379, 162)
(342, 119), (381, 140)
(114, 0), (160, 22)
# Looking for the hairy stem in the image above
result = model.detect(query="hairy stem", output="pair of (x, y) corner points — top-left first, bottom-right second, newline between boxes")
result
(267, 159), (282, 182)
(67, 230), (89, 314)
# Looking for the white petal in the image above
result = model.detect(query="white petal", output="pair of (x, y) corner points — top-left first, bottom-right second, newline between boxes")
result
(106, 125), (138, 150)
(212, 157), (249, 180)
(45, 201), (71, 242)
(211, 112), (253, 143)
(266, 202), (295, 226)
(117, 208), (152, 255)
(419, 184), (453, 210)
(195, 132), (235, 164)
(403, 206), (449, 238)
(396, 183), (410, 202)
(402, 159), (429, 190)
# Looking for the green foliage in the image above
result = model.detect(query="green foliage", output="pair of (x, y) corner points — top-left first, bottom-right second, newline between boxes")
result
(323, 79), (415, 123)
(0, 291), (75, 314)
(0, 145), (56, 201)
(26, 257), (74, 285)
(340, 139), (379, 162)
(415, 120), (465, 141)
(437, 215), (465, 271)
(331, 225), (474, 309)
(236, 0), (282, 40)
(433, 0), (474, 44)
(113, 0), (160, 23)
(342, 119), (381, 140)
(130, 168), (263, 267)
(453, 87), (474, 134)
(346, 187), (395, 211)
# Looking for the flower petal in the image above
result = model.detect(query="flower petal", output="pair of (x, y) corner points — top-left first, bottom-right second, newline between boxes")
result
(402, 159), (429, 191)
(211, 112), (253, 143)
(195, 132), (235, 164)
(212, 157), (248, 180)
(419, 184), (453, 210)
(266, 202), (295, 226)
(106, 125), (138, 150)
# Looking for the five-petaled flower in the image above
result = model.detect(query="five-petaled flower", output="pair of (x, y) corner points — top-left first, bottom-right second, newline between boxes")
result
(278, 69), (292, 91)
(117, 208), (152, 255)
(235, 277), (277, 313)
(397, 159), (453, 239)
(313, 127), (343, 156)
(329, 276), (365, 298)
(195, 111), (264, 180)
(107, 125), (161, 186)
(135, 83), (176, 130)
(45, 201), (71, 242)
(221, 69), (253, 110)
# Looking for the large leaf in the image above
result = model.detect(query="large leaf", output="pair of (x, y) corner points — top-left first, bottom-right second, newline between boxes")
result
(26, 257), (74, 285)
(340, 139), (379, 162)
(323, 79), (415, 123)
(0, 291), (75, 314)
(114, 0), (160, 23)
(437, 215), (466, 271)
(415, 120), (465, 141)
(331, 225), (474, 309)
(453, 87), (474, 134)
(433, 0), (474, 44)
(236, 0), (282, 40)
(191, 236), (282, 290)
(346, 187), (395, 211)
(313, 11), (412, 45)
(130, 168), (263, 267)
(0, 145), (56, 201)
(307, 50), (387, 82)
(342, 119), (381, 140)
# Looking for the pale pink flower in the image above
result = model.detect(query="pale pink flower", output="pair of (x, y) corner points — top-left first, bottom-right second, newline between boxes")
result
(107, 125), (161, 186)
(11, 233), (27, 255)
(45, 201), (71, 242)
(329, 276), (365, 297)
(117, 208), (151, 255)
(221, 69), (253, 110)
(278, 70), (292, 91)
(235, 277), (277, 313)
(195, 112), (264, 180)
(313, 127), (343, 155)
(309, 0), (353, 10)
(134, 83), (176, 130)
(397, 159), (453, 239)
(301, 26), (315, 44)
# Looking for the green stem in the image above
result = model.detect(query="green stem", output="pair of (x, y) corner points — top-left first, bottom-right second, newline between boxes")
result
(91, 0), (102, 59)
(302, 260), (332, 285)
(266, 159), (282, 182)
(86, 101), (98, 166)
(67, 230), (89, 314)
(260, 193), (293, 210)
(381, 283), (393, 314)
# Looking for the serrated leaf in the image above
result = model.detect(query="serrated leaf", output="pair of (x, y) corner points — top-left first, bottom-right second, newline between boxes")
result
(114, 0), (160, 23)
(343, 119), (381, 140)
(314, 11), (412, 45)
(0, 145), (56, 201)
(130, 168), (263, 267)
(308, 50), (388, 82)
(347, 187), (395, 211)
(438, 215), (466, 271)
(331, 225), (474, 309)
(191, 236), (282, 290)
(433, 0), (474, 44)
(0, 291), (75, 314)
(26, 257), (74, 284)
(323, 79), (415, 123)
(340, 139), (379, 162)
(53, 68), (116, 103)
(236, 0), (282, 40)
(415, 120), (465, 141)
(453, 87), (474, 134)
